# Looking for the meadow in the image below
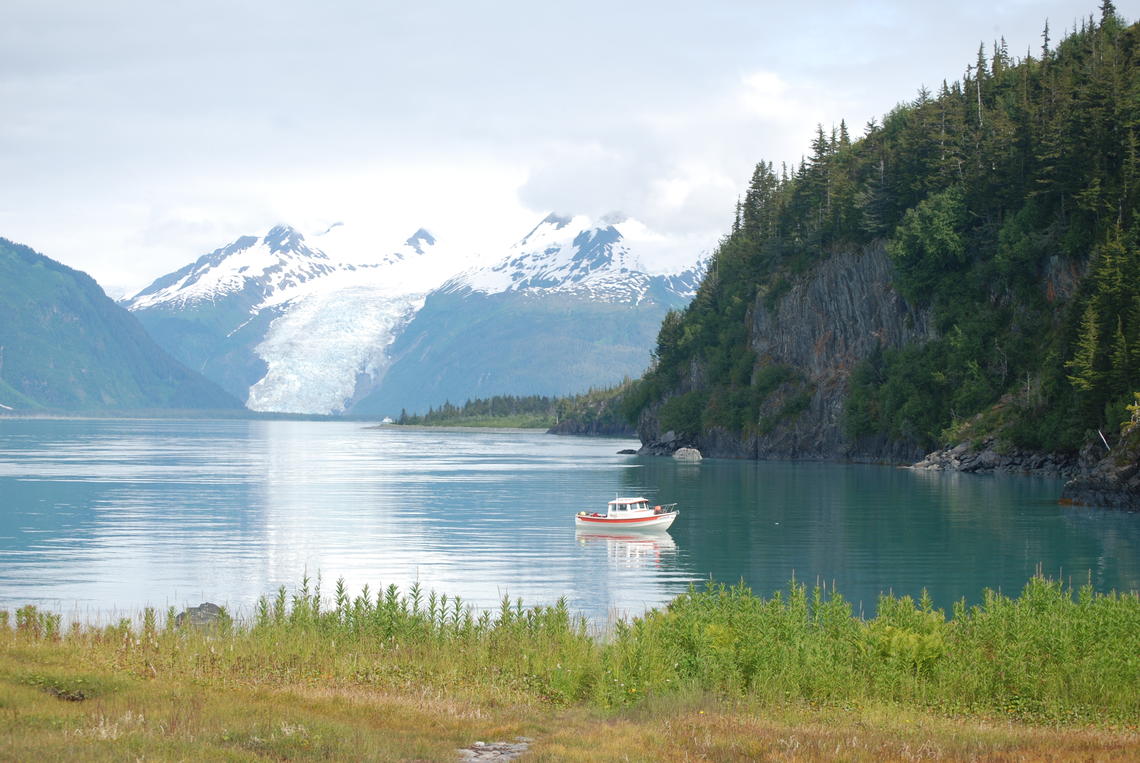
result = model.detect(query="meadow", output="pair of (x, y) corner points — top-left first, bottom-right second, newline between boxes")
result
(2, 574), (1138, 760)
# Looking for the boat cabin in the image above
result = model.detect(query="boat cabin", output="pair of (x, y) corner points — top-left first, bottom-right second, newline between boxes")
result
(607, 497), (653, 515)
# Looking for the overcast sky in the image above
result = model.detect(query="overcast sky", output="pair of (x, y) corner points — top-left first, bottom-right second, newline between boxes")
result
(0, 0), (1124, 296)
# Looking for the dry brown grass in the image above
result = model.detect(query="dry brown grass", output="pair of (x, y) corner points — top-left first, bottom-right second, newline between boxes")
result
(531, 703), (1140, 762)
(4, 649), (1138, 762)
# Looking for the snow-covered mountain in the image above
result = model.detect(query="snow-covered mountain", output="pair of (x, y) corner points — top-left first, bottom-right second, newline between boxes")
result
(443, 213), (702, 303)
(126, 214), (706, 417)
(126, 224), (454, 414)
(128, 225), (337, 312)
(348, 214), (706, 416)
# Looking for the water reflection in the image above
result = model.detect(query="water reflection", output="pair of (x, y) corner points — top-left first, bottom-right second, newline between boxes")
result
(575, 530), (678, 569)
(1, 419), (1137, 623)
(0, 420), (699, 621)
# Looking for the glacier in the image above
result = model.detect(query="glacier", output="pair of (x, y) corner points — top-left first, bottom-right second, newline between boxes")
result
(247, 284), (425, 414)
(127, 214), (707, 416)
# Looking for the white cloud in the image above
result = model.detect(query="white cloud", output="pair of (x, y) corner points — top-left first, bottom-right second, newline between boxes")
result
(0, 0), (1112, 292)
(738, 71), (796, 120)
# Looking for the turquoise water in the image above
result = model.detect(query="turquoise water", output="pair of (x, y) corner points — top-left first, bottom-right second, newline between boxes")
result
(1, 418), (1137, 622)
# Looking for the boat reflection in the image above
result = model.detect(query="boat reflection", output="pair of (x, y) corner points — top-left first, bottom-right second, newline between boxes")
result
(575, 530), (678, 569)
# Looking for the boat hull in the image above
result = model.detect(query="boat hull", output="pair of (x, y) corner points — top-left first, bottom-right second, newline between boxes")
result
(574, 511), (677, 531)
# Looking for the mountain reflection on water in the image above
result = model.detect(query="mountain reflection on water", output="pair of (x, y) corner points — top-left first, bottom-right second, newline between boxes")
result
(0, 419), (1137, 623)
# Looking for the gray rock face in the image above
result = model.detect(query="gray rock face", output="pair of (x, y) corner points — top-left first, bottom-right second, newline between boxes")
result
(748, 244), (934, 459)
(640, 242), (933, 462)
(750, 244), (933, 379)
(638, 428), (693, 456)
(1061, 427), (1140, 509)
(911, 438), (1079, 477)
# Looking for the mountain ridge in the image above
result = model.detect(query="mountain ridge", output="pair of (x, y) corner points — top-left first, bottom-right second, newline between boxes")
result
(0, 236), (241, 412)
(125, 214), (705, 416)
(126, 223), (444, 413)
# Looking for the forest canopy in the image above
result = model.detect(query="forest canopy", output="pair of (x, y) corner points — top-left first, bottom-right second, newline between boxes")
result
(626, 5), (1139, 454)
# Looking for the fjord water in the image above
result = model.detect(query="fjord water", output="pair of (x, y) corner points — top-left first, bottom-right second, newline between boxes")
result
(1, 418), (1137, 622)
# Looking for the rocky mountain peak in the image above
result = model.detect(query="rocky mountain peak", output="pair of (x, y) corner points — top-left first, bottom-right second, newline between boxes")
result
(126, 223), (335, 310)
(404, 228), (437, 253)
(264, 224), (306, 253)
(542, 212), (573, 228)
(439, 213), (705, 305)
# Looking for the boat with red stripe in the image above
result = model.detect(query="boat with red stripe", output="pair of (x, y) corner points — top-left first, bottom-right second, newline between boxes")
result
(575, 497), (678, 531)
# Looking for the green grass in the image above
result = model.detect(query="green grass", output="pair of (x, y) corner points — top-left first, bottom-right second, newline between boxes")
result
(2, 574), (1138, 759)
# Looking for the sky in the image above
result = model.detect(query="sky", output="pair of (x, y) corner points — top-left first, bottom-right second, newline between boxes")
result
(0, 0), (1126, 297)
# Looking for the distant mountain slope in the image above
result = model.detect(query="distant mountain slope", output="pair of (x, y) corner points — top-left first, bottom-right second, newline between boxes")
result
(0, 237), (240, 412)
(126, 224), (443, 413)
(349, 214), (703, 415)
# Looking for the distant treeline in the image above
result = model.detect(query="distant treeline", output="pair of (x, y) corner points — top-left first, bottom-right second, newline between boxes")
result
(395, 380), (636, 433)
(396, 395), (557, 427)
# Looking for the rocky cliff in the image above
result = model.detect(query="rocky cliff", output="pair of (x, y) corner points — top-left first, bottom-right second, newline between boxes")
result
(1060, 426), (1140, 510)
(909, 438), (1080, 478)
(639, 242), (934, 461)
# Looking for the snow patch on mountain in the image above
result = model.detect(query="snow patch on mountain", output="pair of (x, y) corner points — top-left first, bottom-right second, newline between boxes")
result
(442, 213), (703, 304)
(129, 225), (337, 311)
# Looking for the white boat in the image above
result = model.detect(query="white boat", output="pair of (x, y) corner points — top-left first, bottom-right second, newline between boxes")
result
(575, 497), (678, 531)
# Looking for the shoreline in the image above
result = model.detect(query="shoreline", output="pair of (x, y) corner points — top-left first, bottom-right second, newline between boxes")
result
(365, 423), (555, 433)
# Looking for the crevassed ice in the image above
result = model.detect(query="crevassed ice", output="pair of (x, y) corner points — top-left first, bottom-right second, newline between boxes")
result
(246, 287), (426, 414)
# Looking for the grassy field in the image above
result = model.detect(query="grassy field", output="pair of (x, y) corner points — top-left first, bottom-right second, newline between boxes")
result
(2, 575), (1138, 760)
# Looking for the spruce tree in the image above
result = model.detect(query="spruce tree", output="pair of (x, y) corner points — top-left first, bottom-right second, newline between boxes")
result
(1067, 301), (1103, 394)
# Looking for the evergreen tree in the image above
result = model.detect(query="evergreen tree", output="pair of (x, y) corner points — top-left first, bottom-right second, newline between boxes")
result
(1066, 302), (1102, 395)
(1109, 316), (1131, 397)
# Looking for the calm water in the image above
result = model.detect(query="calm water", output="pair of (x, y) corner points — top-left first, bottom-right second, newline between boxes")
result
(1, 418), (1137, 623)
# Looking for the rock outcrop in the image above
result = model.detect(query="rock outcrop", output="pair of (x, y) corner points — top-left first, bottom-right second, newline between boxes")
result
(910, 438), (1080, 477)
(175, 602), (225, 629)
(1061, 426), (1140, 509)
(458, 737), (532, 761)
(639, 243), (933, 462)
(907, 426), (1139, 510)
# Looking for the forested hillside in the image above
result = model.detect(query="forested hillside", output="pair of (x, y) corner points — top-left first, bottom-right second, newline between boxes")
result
(0, 238), (240, 412)
(626, 6), (1139, 459)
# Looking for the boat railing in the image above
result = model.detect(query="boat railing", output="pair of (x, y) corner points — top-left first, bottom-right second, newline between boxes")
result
(653, 503), (678, 514)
